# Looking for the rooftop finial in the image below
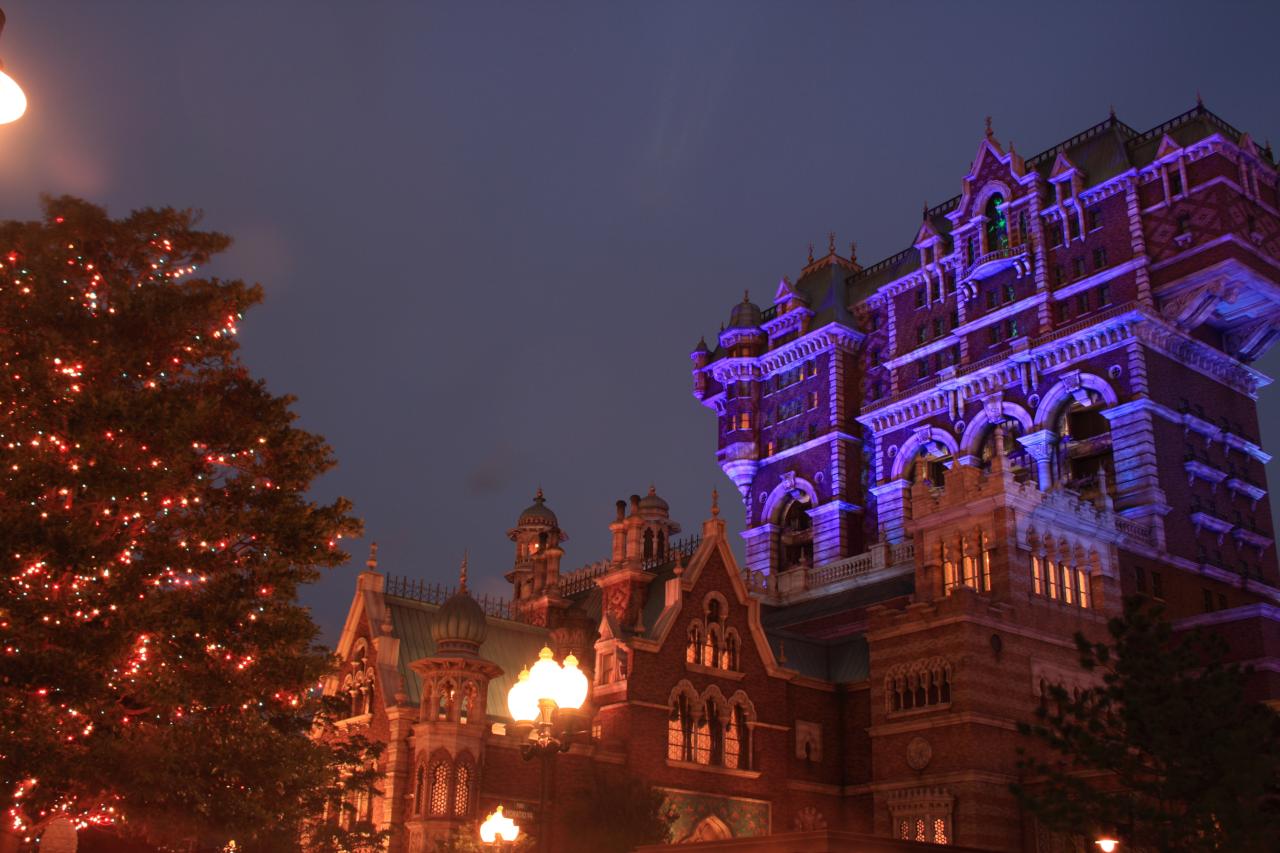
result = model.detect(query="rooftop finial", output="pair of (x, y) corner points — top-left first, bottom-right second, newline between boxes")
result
(366, 541), (379, 570)
(807, 242), (815, 264)
(923, 201), (929, 220)
(985, 115), (994, 141)
(711, 488), (720, 518)
(459, 550), (469, 593)
(1196, 90), (1204, 108)
(1109, 104), (1116, 120)
(534, 486), (544, 503)
(742, 289), (750, 303)
(849, 240), (857, 264)
(828, 231), (836, 255)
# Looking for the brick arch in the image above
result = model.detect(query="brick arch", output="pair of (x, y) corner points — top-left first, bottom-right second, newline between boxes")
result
(889, 426), (960, 481)
(761, 476), (819, 525)
(1032, 372), (1118, 430)
(959, 400), (1033, 458)
(972, 179), (1015, 218)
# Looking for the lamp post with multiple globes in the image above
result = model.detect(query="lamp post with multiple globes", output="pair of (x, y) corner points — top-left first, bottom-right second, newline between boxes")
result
(0, 10), (27, 124)
(505, 646), (589, 853)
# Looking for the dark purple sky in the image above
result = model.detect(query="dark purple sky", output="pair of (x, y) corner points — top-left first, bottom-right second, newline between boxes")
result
(4, 2), (1280, 642)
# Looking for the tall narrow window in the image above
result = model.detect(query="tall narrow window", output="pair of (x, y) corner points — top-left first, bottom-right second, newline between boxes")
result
(686, 624), (702, 665)
(1032, 556), (1043, 595)
(1063, 566), (1075, 605)
(454, 763), (472, 816)
(985, 194), (1008, 251)
(429, 761), (450, 816)
(414, 764), (427, 816)
(1047, 562), (1059, 600)
(1077, 569), (1091, 608)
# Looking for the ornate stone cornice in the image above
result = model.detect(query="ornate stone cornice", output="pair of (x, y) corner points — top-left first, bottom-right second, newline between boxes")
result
(709, 323), (863, 384)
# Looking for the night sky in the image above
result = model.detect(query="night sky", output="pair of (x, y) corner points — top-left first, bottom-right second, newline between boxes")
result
(4, 2), (1280, 643)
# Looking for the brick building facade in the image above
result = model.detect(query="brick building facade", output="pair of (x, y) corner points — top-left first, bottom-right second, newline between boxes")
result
(327, 104), (1280, 851)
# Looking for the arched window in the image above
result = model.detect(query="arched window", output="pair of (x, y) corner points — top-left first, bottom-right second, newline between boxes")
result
(703, 698), (724, 766)
(459, 682), (478, 725)
(703, 625), (721, 671)
(723, 631), (739, 671)
(707, 598), (722, 624)
(657, 530), (667, 559)
(454, 761), (472, 816)
(436, 682), (453, 722)
(979, 419), (1030, 480)
(428, 760), (450, 816)
(413, 763), (427, 816)
(985, 193), (1008, 252)
(779, 496), (814, 568)
(1053, 390), (1115, 498)
(668, 693), (694, 762)
(686, 623), (702, 665)
(643, 529), (654, 561)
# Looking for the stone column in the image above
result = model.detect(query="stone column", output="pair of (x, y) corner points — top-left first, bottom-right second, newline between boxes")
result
(741, 524), (776, 575)
(1016, 429), (1057, 491)
(808, 500), (861, 566)
(869, 479), (911, 542)
(1102, 400), (1170, 548)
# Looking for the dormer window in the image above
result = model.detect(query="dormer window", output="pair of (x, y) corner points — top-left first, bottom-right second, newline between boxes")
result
(984, 194), (1008, 252)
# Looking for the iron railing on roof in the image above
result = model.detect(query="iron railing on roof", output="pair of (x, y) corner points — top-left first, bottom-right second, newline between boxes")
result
(556, 560), (609, 596)
(641, 534), (703, 572)
(1024, 114), (1138, 171)
(849, 247), (915, 283)
(384, 574), (519, 622)
(1128, 103), (1241, 148)
(760, 304), (780, 323)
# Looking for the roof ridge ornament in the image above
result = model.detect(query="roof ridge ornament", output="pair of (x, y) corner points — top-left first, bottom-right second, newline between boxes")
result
(711, 488), (720, 517)
(985, 115), (994, 141)
(366, 541), (379, 571)
(459, 550), (469, 594)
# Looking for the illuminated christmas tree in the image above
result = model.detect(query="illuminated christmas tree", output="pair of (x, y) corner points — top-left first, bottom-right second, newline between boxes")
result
(0, 196), (362, 848)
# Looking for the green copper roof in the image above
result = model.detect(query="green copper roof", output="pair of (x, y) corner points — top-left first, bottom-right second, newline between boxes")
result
(386, 595), (550, 719)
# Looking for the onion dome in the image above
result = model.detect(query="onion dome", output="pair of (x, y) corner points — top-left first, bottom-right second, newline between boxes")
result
(432, 554), (487, 656)
(517, 487), (558, 528)
(728, 290), (762, 329)
(638, 485), (669, 515)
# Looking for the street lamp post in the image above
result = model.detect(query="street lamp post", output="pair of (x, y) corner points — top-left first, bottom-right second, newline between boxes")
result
(0, 10), (27, 124)
(506, 646), (589, 853)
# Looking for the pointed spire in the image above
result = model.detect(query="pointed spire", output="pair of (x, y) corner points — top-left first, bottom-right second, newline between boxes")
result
(459, 551), (469, 594)
(366, 541), (379, 571)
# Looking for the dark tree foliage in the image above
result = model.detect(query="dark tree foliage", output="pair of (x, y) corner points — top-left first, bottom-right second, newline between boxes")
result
(1014, 597), (1280, 852)
(558, 769), (674, 853)
(0, 197), (363, 848)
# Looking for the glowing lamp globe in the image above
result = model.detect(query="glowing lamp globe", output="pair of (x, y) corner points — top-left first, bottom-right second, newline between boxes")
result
(1095, 840), (1119, 853)
(479, 806), (520, 844)
(506, 667), (538, 723)
(557, 653), (589, 711)
(527, 646), (562, 702)
(0, 68), (25, 124)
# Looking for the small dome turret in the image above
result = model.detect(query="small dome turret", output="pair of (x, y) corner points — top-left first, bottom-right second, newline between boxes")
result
(638, 485), (669, 517)
(728, 291), (762, 329)
(516, 487), (558, 528)
(432, 555), (487, 656)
